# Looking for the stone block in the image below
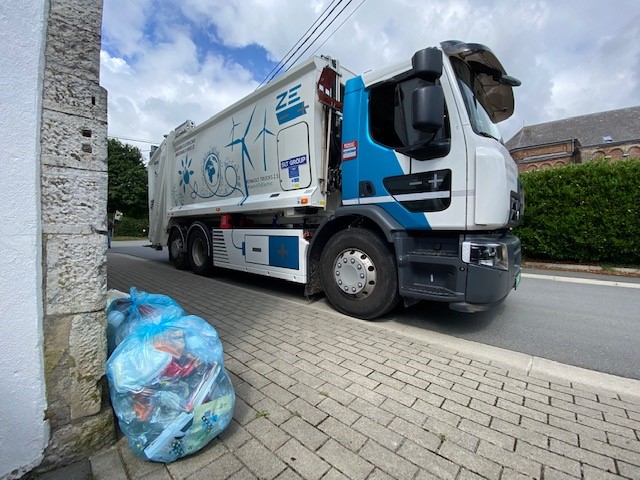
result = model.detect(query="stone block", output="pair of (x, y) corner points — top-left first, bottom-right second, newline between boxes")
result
(317, 417), (367, 451)
(40, 109), (107, 171)
(43, 310), (106, 423)
(387, 417), (441, 451)
(165, 439), (228, 479)
(281, 416), (329, 451)
(44, 314), (74, 427)
(44, 233), (107, 315)
(235, 439), (286, 479)
(41, 165), (107, 235)
(352, 417), (403, 451)
(245, 417), (290, 452)
(90, 447), (128, 480)
(40, 407), (115, 470)
(439, 441), (502, 480)
(252, 397), (294, 427)
(49, 0), (104, 36)
(276, 439), (331, 480)
(44, 15), (101, 83)
(359, 440), (419, 479)
(317, 439), (374, 480)
(43, 70), (107, 121)
(69, 311), (107, 419)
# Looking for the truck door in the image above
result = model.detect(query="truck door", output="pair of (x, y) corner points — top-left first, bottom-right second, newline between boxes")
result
(365, 67), (468, 230)
(278, 122), (311, 191)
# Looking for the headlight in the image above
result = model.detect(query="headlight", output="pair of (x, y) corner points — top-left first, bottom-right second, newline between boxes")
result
(462, 242), (508, 270)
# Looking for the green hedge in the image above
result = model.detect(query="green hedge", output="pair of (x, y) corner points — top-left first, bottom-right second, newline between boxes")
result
(112, 215), (149, 238)
(514, 159), (640, 264)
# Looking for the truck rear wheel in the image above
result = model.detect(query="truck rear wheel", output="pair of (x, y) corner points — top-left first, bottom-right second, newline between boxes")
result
(168, 228), (189, 270)
(187, 224), (214, 276)
(320, 228), (400, 320)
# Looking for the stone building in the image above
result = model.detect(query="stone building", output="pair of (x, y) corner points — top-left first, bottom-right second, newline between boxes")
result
(506, 106), (640, 172)
(0, 0), (113, 478)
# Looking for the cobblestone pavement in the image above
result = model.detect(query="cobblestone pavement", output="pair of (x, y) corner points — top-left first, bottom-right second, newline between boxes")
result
(95, 253), (640, 480)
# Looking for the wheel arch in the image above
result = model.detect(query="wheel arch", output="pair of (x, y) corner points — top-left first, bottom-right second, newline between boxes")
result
(304, 205), (404, 296)
(187, 221), (212, 257)
(168, 222), (188, 258)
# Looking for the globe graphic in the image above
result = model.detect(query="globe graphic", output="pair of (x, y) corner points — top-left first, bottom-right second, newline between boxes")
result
(204, 153), (218, 186)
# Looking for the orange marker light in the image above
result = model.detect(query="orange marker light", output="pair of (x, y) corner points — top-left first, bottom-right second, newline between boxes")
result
(300, 197), (309, 205)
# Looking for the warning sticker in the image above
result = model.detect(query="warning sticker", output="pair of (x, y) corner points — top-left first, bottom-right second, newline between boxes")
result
(342, 140), (357, 161)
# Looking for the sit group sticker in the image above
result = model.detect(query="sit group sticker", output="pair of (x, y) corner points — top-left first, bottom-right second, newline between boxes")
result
(280, 155), (308, 181)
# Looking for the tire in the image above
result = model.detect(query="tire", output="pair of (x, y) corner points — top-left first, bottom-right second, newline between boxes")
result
(168, 227), (189, 270)
(187, 224), (214, 276)
(320, 228), (400, 320)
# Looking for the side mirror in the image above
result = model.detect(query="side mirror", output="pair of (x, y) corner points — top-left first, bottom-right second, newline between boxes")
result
(412, 48), (442, 81)
(412, 85), (444, 133)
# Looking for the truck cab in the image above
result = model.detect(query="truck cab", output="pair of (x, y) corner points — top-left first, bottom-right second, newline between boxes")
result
(314, 41), (523, 315)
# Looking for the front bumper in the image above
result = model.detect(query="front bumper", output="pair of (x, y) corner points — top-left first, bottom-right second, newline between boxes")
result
(394, 232), (521, 312)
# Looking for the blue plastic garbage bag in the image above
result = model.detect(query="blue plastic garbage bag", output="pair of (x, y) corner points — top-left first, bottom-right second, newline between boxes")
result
(106, 314), (235, 462)
(106, 287), (185, 355)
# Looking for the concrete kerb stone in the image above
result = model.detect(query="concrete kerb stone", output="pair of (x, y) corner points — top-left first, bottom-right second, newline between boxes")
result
(529, 358), (640, 401)
(522, 273), (640, 290)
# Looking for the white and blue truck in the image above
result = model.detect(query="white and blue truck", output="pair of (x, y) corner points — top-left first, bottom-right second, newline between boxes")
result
(148, 40), (524, 319)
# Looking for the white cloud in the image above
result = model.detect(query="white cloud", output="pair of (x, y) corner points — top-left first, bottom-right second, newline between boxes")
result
(102, 0), (153, 57)
(101, 0), (640, 151)
(100, 22), (258, 156)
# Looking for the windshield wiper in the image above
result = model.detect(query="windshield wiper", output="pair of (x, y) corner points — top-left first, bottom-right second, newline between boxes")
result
(476, 131), (499, 142)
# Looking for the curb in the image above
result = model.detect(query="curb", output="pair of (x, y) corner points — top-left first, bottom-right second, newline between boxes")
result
(523, 261), (640, 277)
(314, 306), (640, 402)
(522, 272), (640, 288)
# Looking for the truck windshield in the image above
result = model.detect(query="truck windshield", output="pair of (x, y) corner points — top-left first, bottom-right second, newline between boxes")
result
(450, 57), (502, 143)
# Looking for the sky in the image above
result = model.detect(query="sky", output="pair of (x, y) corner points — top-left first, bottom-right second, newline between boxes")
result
(100, 0), (640, 159)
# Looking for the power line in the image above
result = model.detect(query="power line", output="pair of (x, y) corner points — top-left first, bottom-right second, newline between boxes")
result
(283, 0), (357, 75)
(310, 0), (367, 57)
(256, 0), (346, 89)
(108, 135), (158, 145)
(256, 0), (342, 89)
(267, 0), (351, 84)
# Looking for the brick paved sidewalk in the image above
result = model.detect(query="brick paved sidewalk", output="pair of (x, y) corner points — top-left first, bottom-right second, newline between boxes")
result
(95, 253), (640, 480)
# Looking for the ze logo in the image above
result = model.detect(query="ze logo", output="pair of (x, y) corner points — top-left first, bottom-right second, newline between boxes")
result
(275, 84), (308, 125)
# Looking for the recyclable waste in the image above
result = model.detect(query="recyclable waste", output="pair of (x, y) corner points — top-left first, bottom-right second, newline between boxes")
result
(106, 287), (184, 354)
(105, 293), (235, 463)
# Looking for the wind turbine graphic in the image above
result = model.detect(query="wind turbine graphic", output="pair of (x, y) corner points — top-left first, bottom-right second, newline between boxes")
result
(229, 116), (241, 151)
(254, 110), (275, 171)
(226, 106), (256, 205)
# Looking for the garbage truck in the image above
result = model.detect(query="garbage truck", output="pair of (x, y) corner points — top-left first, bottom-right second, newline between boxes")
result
(148, 40), (524, 319)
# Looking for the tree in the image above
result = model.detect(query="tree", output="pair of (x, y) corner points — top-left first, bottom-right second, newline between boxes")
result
(108, 139), (148, 217)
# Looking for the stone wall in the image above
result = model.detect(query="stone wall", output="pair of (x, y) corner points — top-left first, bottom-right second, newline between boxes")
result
(511, 139), (640, 173)
(38, 0), (115, 471)
(511, 140), (579, 173)
(580, 142), (640, 162)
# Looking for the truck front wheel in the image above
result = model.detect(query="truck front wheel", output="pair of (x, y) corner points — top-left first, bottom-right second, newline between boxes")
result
(320, 228), (400, 320)
(168, 228), (189, 270)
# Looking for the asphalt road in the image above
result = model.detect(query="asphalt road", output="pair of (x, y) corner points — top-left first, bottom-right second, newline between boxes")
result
(109, 240), (640, 380)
